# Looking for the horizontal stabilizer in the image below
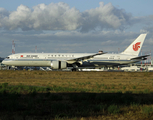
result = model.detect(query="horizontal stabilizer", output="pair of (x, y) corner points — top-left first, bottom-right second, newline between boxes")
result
(131, 55), (150, 60)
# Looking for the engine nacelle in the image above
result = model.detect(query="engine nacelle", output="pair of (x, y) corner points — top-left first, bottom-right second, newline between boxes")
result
(50, 61), (67, 69)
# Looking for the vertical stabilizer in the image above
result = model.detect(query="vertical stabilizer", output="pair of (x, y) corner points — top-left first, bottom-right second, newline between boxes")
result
(121, 34), (147, 56)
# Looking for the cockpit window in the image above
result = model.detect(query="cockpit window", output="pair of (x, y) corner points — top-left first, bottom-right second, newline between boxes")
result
(6, 57), (10, 59)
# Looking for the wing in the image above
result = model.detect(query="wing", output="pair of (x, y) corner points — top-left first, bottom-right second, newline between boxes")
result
(67, 52), (107, 64)
(131, 55), (150, 60)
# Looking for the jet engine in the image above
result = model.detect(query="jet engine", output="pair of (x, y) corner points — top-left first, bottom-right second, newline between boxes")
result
(50, 61), (67, 69)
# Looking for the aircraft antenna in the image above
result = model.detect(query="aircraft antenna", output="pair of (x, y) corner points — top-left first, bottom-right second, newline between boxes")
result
(12, 40), (15, 54)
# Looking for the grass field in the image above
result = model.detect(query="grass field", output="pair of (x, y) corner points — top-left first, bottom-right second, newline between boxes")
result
(0, 70), (153, 120)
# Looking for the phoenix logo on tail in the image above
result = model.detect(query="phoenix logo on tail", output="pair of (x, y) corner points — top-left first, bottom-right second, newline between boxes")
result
(133, 42), (141, 51)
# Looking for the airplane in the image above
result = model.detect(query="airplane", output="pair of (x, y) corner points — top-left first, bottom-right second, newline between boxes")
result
(2, 34), (149, 71)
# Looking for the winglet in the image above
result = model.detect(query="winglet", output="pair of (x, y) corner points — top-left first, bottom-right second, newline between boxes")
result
(121, 34), (147, 56)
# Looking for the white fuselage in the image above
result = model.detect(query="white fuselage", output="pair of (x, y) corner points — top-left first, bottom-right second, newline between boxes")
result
(2, 34), (147, 69)
(2, 53), (139, 68)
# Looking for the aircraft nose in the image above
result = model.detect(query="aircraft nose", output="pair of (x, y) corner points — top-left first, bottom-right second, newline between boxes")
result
(2, 59), (6, 65)
(2, 59), (9, 65)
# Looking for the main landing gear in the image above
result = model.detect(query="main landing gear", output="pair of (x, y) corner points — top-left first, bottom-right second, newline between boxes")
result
(71, 68), (79, 71)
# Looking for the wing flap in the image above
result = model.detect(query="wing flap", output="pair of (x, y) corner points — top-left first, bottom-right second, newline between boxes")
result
(67, 52), (107, 63)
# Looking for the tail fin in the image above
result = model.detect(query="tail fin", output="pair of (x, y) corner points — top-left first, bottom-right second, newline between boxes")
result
(121, 34), (147, 56)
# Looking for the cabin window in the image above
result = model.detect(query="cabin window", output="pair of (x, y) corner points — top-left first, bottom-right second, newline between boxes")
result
(109, 56), (114, 59)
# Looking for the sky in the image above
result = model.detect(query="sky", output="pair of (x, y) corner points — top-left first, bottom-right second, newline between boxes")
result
(0, 0), (153, 57)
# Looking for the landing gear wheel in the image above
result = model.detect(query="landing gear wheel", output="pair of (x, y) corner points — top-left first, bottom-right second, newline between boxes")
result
(71, 68), (78, 71)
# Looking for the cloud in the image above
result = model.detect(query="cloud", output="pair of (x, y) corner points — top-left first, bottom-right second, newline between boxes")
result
(81, 2), (132, 31)
(0, 2), (153, 57)
(0, 8), (9, 16)
(31, 3), (82, 30)
(0, 29), (152, 57)
(0, 3), (82, 31)
(0, 2), (143, 32)
(0, 8), (9, 27)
